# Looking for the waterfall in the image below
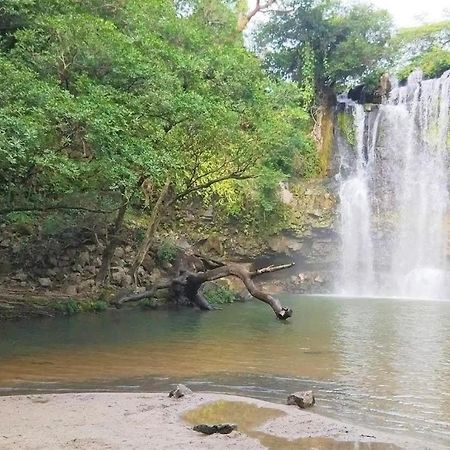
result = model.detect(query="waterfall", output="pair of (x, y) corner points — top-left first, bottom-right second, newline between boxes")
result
(338, 105), (375, 295)
(336, 70), (450, 299)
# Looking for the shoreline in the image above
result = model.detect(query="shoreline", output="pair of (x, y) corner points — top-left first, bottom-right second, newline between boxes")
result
(0, 392), (441, 449)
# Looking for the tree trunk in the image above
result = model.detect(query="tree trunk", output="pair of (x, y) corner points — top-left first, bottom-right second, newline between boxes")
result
(129, 177), (172, 284)
(96, 195), (128, 285)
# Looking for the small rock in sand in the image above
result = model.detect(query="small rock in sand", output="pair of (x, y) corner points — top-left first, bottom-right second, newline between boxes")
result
(193, 424), (237, 435)
(287, 390), (315, 409)
(168, 384), (192, 399)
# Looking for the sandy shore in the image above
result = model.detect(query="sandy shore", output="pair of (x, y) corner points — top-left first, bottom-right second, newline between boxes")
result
(0, 392), (441, 449)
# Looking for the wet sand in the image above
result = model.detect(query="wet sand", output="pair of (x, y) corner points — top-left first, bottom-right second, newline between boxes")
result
(0, 392), (441, 449)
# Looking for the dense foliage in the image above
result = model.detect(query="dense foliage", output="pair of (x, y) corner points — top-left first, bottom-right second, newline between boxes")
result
(252, 0), (394, 100)
(393, 21), (450, 80)
(1, 0), (448, 248)
(0, 0), (316, 237)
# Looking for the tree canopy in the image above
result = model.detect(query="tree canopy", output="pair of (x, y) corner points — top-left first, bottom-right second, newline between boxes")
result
(2, 0), (448, 247)
(252, 0), (394, 101)
(0, 0), (316, 234)
(392, 21), (450, 80)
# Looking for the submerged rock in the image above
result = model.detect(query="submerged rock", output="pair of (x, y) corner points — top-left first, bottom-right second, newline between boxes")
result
(287, 391), (315, 409)
(168, 384), (192, 399)
(193, 424), (237, 435)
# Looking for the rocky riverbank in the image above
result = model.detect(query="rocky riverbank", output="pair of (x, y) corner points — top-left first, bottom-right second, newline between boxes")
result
(0, 179), (339, 320)
(0, 392), (439, 450)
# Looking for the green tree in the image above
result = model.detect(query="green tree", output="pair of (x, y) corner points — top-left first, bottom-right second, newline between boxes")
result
(392, 21), (450, 80)
(0, 0), (316, 284)
(252, 0), (394, 101)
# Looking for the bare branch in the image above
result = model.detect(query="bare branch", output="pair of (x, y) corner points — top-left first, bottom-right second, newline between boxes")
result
(237, 0), (276, 32)
(172, 171), (254, 204)
(249, 262), (295, 276)
(193, 262), (293, 319)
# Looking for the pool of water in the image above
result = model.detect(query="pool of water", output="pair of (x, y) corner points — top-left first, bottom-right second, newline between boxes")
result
(0, 296), (449, 445)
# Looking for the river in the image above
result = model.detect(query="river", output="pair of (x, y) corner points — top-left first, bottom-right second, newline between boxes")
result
(0, 296), (449, 446)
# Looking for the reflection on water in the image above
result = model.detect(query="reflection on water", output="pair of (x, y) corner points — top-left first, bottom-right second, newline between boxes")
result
(0, 296), (449, 445)
(184, 400), (400, 450)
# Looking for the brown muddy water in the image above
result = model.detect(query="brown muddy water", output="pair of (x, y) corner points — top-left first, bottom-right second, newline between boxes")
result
(0, 295), (449, 446)
(184, 400), (400, 449)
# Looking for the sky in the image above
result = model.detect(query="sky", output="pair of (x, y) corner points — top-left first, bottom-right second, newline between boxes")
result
(349, 0), (449, 28)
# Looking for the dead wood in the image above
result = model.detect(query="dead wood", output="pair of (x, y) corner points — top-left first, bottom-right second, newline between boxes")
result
(115, 260), (294, 320)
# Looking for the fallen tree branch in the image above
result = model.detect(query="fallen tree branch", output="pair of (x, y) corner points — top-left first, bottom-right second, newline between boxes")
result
(112, 281), (171, 306)
(113, 261), (294, 320)
(192, 263), (294, 319)
(250, 263), (294, 276)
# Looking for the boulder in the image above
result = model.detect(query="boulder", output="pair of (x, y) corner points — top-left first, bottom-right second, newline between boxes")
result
(85, 265), (97, 275)
(142, 255), (155, 273)
(78, 251), (90, 266)
(267, 235), (303, 254)
(287, 391), (315, 409)
(297, 273), (307, 283)
(193, 424), (237, 435)
(201, 235), (224, 256)
(65, 285), (78, 296)
(72, 264), (83, 273)
(0, 239), (10, 248)
(68, 273), (82, 284)
(149, 268), (163, 283)
(112, 268), (126, 285)
(168, 384), (192, 399)
(120, 274), (133, 288)
(37, 277), (52, 288)
(78, 279), (95, 293)
(113, 257), (125, 268)
(114, 247), (125, 259)
(12, 270), (28, 282)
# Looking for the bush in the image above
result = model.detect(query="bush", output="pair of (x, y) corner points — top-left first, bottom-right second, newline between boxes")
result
(203, 284), (237, 304)
(41, 214), (68, 236)
(157, 240), (178, 264)
(86, 300), (108, 312)
(55, 299), (108, 315)
(5, 211), (35, 225)
(55, 299), (81, 316)
(5, 211), (36, 234)
(140, 298), (159, 309)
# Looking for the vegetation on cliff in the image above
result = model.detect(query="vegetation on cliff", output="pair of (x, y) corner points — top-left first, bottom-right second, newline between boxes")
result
(394, 21), (450, 80)
(252, 0), (394, 101)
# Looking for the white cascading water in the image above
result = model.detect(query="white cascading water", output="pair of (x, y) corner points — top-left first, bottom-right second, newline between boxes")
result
(337, 70), (450, 299)
(338, 105), (375, 295)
